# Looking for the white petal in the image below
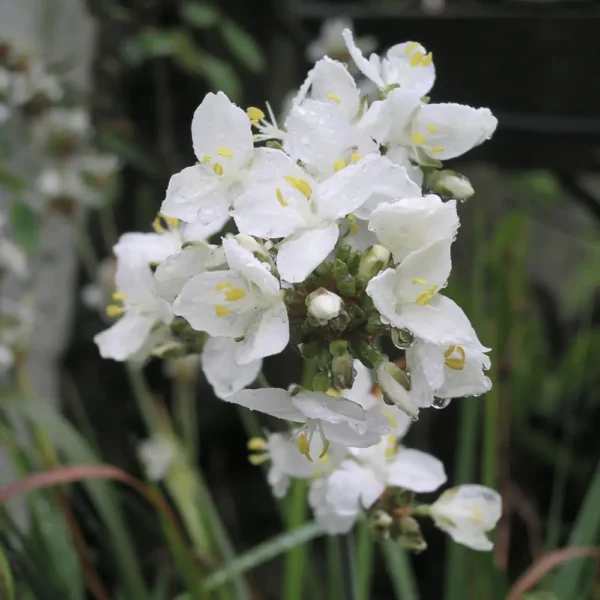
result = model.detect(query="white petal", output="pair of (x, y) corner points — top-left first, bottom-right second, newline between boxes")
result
(277, 223), (339, 283)
(309, 478), (358, 534)
(267, 467), (290, 499)
(224, 388), (307, 422)
(191, 91), (253, 172)
(223, 237), (281, 299)
(342, 360), (374, 406)
(173, 270), (252, 337)
(321, 422), (382, 447)
(182, 218), (229, 243)
(293, 57), (360, 121)
(342, 29), (384, 88)
(267, 433), (319, 479)
(387, 448), (447, 493)
(369, 196), (458, 263)
(412, 103), (498, 160)
(155, 245), (214, 301)
(94, 315), (155, 361)
(437, 347), (492, 399)
(161, 165), (230, 225)
(201, 337), (262, 399)
(292, 390), (365, 425)
(235, 301), (289, 364)
(384, 42), (435, 96)
(113, 232), (179, 265)
(405, 341), (445, 408)
(385, 147), (424, 187)
(328, 460), (385, 513)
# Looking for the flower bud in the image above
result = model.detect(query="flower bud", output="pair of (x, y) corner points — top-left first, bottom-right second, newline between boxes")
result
(234, 234), (272, 261)
(376, 361), (418, 418)
(358, 245), (391, 282)
(398, 517), (427, 552)
(331, 351), (355, 389)
(312, 370), (332, 392)
(430, 170), (474, 201)
(306, 288), (343, 323)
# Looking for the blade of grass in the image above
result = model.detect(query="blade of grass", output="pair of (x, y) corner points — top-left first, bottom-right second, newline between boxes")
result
(381, 539), (419, 600)
(355, 519), (374, 600)
(0, 541), (15, 600)
(326, 536), (342, 600)
(282, 478), (309, 600)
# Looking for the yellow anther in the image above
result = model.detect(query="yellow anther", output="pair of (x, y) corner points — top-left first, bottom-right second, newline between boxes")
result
(297, 433), (312, 461)
(428, 146), (445, 154)
(333, 158), (345, 172)
(213, 163), (224, 176)
(412, 278), (427, 285)
(215, 304), (230, 317)
(162, 214), (181, 228)
(247, 437), (267, 451)
(284, 175), (312, 199)
(224, 288), (247, 302)
(326, 93), (341, 104)
(152, 217), (165, 233)
(349, 223), (359, 235)
(427, 123), (438, 133)
(215, 281), (234, 291)
(319, 439), (330, 460)
(276, 187), (288, 207)
(250, 119), (259, 126)
(106, 304), (123, 318)
(411, 132), (426, 145)
(420, 52), (433, 67)
(350, 152), (363, 163)
(384, 411), (399, 430)
(347, 214), (357, 221)
(415, 285), (438, 306)
(326, 388), (340, 397)
(404, 42), (420, 55)
(217, 147), (233, 158)
(201, 154), (211, 163)
(248, 453), (269, 465)
(385, 435), (398, 458)
(409, 51), (425, 67)
(444, 345), (466, 371)
(246, 106), (265, 121)
(112, 291), (126, 301)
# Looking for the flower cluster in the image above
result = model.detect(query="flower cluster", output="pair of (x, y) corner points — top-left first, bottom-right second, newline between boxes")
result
(95, 29), (501, 550)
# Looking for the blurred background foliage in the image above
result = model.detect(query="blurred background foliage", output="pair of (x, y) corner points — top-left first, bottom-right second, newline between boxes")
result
(1, 0), (600, 599)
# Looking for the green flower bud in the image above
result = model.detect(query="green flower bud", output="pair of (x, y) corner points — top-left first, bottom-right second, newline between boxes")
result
(329, 340), (349, 357)
(366, 313), (386, 334)
(332, 259), (349, 280)
(377, 361), (417, 418)
(429, 169), (474, 201)
(352, 340), (386, 369)
(300, 341), (321, 359)
(332, 352), (355, 389)
(337, 275), (356, 297)
(398, 517), (427, 553)
(358, 245), (391, 283)
(313, 370), (331, 393)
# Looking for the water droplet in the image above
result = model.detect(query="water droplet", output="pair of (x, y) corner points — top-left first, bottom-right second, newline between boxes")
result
(391, 328), (414, 349)
(432, 397), (451, 409)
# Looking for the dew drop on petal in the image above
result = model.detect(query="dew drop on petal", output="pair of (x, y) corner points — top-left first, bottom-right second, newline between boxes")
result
(432, 397), (451, 409)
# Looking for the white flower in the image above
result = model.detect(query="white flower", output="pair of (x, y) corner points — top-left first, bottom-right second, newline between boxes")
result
(367, 238), (475, 346)
(160, 92), (254, 226)
(342, 29), (435, 96)
(173, 237), (289, 364)
(36, 167), (90, 205)
(344, 360), (412, 437)
(232, 150), (410, 282)
(307, 289), (343, 322)
(163, 353), (201, 382)
(225, 386), (388, 449)
(407, 338), (491, 408)
(249, 432), (347, 498)
(0, 345), (14, 376)
(81, 257), (117, 314)
(201, 336), (262, 399)
(94, 257), (173, 362)
(35, 107), (91, 145)
(430, 485), (502, 551)
(306, 18), (377, 66)
(310, 435), (446, 534)
(138, 435), (177, 481)
(11, 60), (63, 106)
(368, 195), (459, 264)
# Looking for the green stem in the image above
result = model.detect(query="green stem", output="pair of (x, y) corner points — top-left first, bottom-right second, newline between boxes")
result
(282, 479), (309, 600)
(173, 377), (198, 462)
(125, 363), (159, 431)
(355, 520), (373, 600)
(339, 532), (358, 600)
(381, 539), (419, 600)
(326, 536), (342, 600)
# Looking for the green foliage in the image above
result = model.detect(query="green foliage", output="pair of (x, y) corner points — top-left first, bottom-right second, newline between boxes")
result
(180, 2), (221, 29)
(220, 19), (265, 74)
(0, 543), (15, 600)
(9, 200), (39, 255)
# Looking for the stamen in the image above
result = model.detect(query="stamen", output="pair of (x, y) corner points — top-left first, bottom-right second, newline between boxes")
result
(276, 187), (288, 207)
(152, 217), (164, 233)
(213, 163), (224, 176)
(215, 305), (230, 317)
(246, 107), (265, 121)
(428, 146), (444, 153)
(385, 435), (398, 458)
(415, 285), (437, 306)
(248, 453), (269, 465)
(201, 154), (211, 163)
(224, 288), (247, 302)
(349, 223), (359, 235)
(350, 152), (363, 163)
(247, 437), (267, 450)
(326, 93), (341, 104)
(217, 147), (233, 158)
(112, 292), (126, 301)
(162, 214), (181, 228)
(215, 281), (234, 291)
(333, 158), (345, 172)
(106, 304), (123, 318)
(297, 433), (312, 462)
(412, 278), (427, 285)
(326, 388), (339, 397)
(411, 132), (426, 145)
(404, 42), (420, 55)
(421, 52), (433, 67)
(427, 123), (438, 133)
(444, 345), (466, 370)
(409, 51), (425, 67)
(284, 175), (312, 199)
(319, 439), (330, 459)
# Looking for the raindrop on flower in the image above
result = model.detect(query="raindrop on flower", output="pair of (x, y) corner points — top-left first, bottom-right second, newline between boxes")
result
(432, 397), (451, 409)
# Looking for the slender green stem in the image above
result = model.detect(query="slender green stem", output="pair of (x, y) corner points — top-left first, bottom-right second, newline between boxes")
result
(125, 363), (159, 432)
(173, 377), (198, 462)
(482, 329), (499, 489)
(339, 532), (358, 600)
(282, 479), (309, 600)
(326, 536), (342, 600)
(381, 539), (419, 600)
(355, 519), (374, 600)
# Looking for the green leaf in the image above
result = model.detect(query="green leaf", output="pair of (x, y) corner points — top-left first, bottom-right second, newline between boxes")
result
(0, 542), (15, 600)
(220, 19), (265, 74)
(551, 462), (600, 597)
(99, 130), (162, 177)
(9, 200), (39, 255)
(0, 165), (26, 192)
(180, 2), (220, 28)
(122, 28), (182, 66)
(381, 539), (419, 600)
(204, 522), (324, 590)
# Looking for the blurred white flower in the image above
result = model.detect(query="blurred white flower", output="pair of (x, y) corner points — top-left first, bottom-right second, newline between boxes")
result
(138, 435), (177, 481)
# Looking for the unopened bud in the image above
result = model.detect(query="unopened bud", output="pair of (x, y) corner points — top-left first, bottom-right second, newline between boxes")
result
(234, 234), (272, 261)
(377, 361), (418, 418)
(430, 170), (474, 201)
(371, 509), (393, 538)
(337, 275), (357, 297)
(332, 259), (349, 280)
(358, 245), (391, 282)
(313, 370), (331, 392)
(352, 340), (386, 369)
(398, 517), (427, 552)
(306, 288), (343, 323)
(332, 351), (355, 389)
